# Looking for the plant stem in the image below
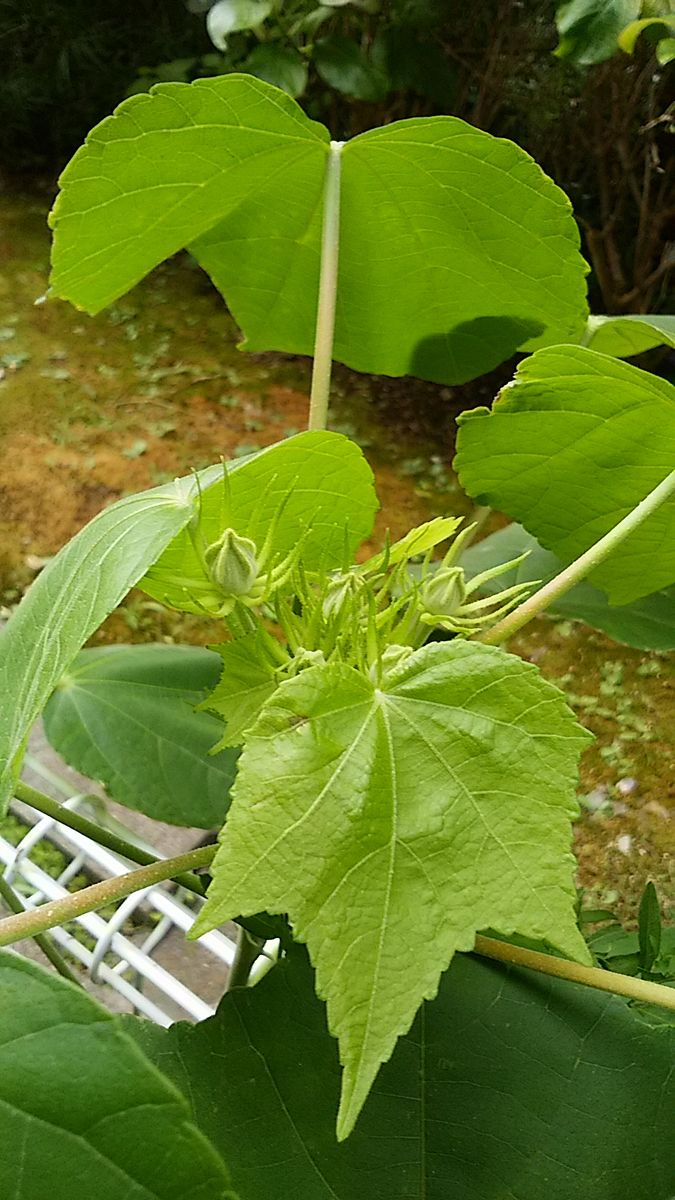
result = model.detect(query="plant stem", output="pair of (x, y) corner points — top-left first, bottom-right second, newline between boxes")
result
(308, 140), (343, 432)
(2, 845), (674, 1013)
(226, 925), (266, 991)
(473, 934), (675, 1012)
(0, 846), (217, 948)
(479, 468), (675, 646)
(15, 781), (209, 896)
(13, 781), (275, 942)
(0, 872), (82, 986)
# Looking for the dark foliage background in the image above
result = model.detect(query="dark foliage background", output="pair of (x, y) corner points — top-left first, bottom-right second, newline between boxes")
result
(0, 0), (209, 169)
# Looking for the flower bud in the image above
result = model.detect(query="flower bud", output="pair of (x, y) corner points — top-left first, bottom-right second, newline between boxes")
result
(205, 529), (258, 596)
(420, 566), (467, 618)
(322, 571), (358, 621)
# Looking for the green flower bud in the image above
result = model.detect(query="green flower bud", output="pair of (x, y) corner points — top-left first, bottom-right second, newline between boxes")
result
(420, 566), (467, 618)
(322, 571), (359, 621)
(205, 528), (259, 596)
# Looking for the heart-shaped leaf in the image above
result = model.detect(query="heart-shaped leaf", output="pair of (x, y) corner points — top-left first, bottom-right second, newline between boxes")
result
(50, 75), (589, 385)
(191, 640), (591, 1138)
(455, 345), (675, 604)
(0, 951), (236, 1199)
(43, 644), (238, 827)
(0, 475), (201, 815)
(132, 944), (675, 1198)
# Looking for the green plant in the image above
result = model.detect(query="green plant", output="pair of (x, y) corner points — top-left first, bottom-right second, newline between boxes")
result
(0, 75), (674, 1195)
(554, 0), (675, 65)
(156, 0), (454, 107)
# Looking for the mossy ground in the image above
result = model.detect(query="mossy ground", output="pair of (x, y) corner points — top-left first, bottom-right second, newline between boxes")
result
(1, 187), (672, 927)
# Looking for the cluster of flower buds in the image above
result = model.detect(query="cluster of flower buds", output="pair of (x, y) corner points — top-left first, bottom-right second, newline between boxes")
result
(267, 516), (536, 683)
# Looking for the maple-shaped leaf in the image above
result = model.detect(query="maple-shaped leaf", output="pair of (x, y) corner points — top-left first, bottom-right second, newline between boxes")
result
(191, 640), (592, 1138)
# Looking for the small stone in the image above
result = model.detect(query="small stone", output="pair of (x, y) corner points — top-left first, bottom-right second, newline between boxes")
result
(528, 647), (547, 663)
(616, 777), (638, 796)
(615, 834), (633, 855)
(582, 786), (610, 812)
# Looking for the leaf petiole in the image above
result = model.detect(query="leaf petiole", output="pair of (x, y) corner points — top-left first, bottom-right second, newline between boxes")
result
(480, 468), (675, 645)
(308, 140), (343, 432)
(0, 845), (217, 949)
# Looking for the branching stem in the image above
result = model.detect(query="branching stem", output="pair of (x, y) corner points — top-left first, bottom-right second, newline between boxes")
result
(480, 468), (675, 645)
(308, 141), (343, 432)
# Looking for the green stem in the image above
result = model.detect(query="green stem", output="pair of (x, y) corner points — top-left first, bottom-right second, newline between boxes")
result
(308, 140), (343, 432)
(479, 468), (675, 646)
(474, 934), (675, 1012)
(226, 925), (266, 991)
(0, 846), (217, 948)
(15, 781), (209, 897)
(13, 781), (275, 942)
(0, 872), (82, 986)
(2, 852), (673, 1014)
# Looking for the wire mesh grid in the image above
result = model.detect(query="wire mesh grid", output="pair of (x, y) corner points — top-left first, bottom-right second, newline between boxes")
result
(0, 755), (262, 1026)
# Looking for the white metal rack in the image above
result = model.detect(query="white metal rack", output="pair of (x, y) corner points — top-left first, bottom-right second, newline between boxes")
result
(0, 756), (256, 1025)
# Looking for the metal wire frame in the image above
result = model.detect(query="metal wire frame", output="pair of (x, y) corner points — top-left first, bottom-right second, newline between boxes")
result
(0, 764), (249, 1025)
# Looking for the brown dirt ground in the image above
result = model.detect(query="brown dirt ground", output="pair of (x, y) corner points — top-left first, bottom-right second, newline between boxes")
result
(0, 187), (672, 925)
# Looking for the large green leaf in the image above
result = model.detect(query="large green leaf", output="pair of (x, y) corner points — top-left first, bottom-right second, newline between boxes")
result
(461, 524), (675, 651)
(0, 951), (236, 1199)
(0, 475), (204, 815)
(50, 75), (589, 386)
(133, 945), (675, 1199)
(49, 75), (329, 315)
(191, 640), (591, 1139)
(139, 431), (377, 615)
(585, 313), (675, 357)
(333, 119), (587, 383)
(455, 346), (675, 604)
(43, 644), (238, 828)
